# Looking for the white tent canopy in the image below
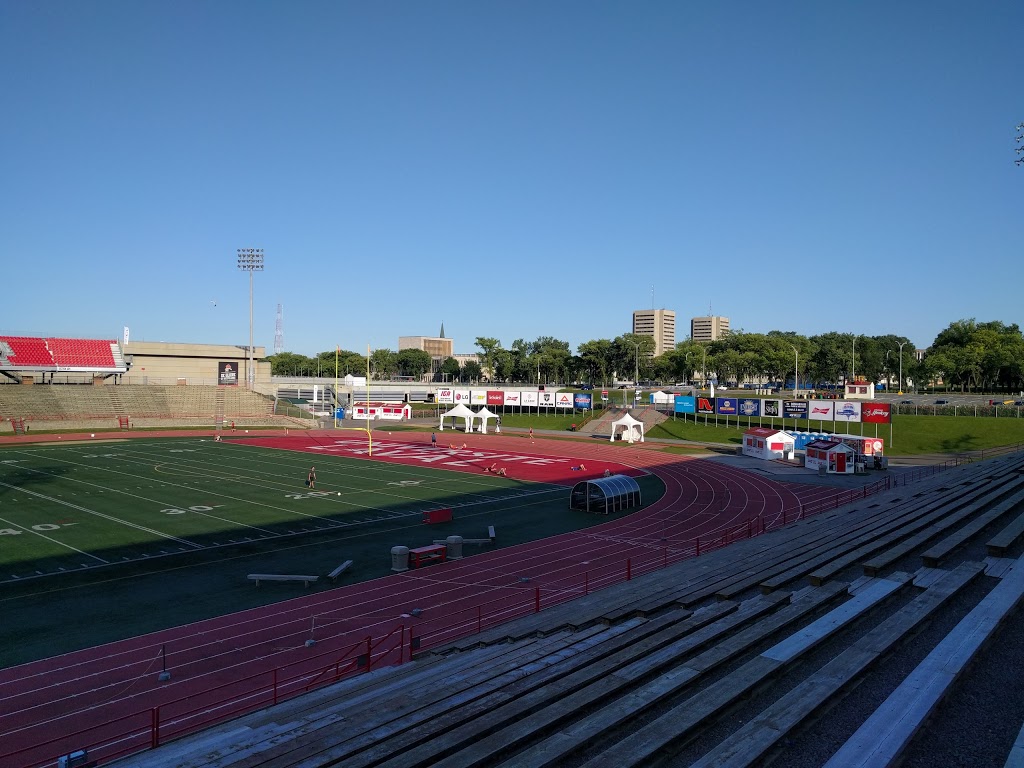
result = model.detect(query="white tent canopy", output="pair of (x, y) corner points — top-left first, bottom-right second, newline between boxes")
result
(439, 403), (475, 432)
(472, 407), (500, 434)
(610, 412), (645, 443)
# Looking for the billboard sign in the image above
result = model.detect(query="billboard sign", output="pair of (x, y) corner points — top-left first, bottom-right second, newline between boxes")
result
(539, 391), (557, 408)
(738, 398), (761, 417)
(521, 391), (539, 406)
(808, 402), (834, 421)
(716, 397), (737, 415)
(486, 390), (504, 406)
(697, 396), (716, 415)
(862, 403), (892, 424)
(784, 400), (809, 419)
(556, 392), (574, 408)
(436, 388), (454, 404)
(574, 393), (593, 409)
(503, 390), (521, 406)
(834, 401), (861, 422)
(470, 390), (487, 405)
(763, 399), (782, 417)
(454, 389), (471, 405)
(674, 395), (696, 414)
(218, 362), (238, 386)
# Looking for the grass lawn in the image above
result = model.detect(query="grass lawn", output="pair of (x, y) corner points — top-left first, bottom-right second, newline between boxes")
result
(648, 414), (1024, 455)
(0, 436), (663, 667)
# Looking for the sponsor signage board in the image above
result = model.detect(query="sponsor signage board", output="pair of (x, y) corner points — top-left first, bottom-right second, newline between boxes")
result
(763, 399), (782, 417)
(521, 391), (539, 406)
(784, 400), (809, 419)
(454, 389), (471, 404)
(697, 396), (716, 415)
(738, 398), (761, 417)
(470, 390), (487, 405)
(556, 392), (574, 408)
(539, 391), (556, 408)
(503, 390), (521, 406)
(574, 393), (593, 409)
(674, 395), (696, 414)
(717, 397), (737, 415)
(807, 402), (834, 421)
(218, 362), (238, 386)
(834, 401), (861, 422)
(861, 403), (891, 424)
(486, 390), (504, 406)
(437, 388), (454, 404)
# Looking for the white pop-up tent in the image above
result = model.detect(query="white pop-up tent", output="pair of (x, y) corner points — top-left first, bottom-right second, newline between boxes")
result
(472, 407), (500, 434)
(439, 403), (475, 432)
(610, 412), (645, 443)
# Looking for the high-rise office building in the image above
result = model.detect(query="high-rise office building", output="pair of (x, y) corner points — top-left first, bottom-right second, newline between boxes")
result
(632, 309), (676, 356)
(690, 315), (730, 342)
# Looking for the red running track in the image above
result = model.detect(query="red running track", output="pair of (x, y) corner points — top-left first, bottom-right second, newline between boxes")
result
(0, 430), (843, 767)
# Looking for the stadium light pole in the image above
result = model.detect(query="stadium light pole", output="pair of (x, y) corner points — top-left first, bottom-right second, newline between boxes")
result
(237, 248), (264, 389)
(897, 341), (909, 395)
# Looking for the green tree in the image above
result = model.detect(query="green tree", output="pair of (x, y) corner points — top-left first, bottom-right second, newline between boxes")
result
(462, 360), (482, 382)
(475, 337), (502, 382)
(395, 348), (432, 379)
(369, 348), (397, 380)
(437, 356), (461, 382)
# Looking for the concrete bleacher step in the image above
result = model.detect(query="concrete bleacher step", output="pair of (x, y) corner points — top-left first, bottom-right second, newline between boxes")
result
(587, 561), (983, 768)
(456, 585), (847, 768)
(823, 556), (1024, 767)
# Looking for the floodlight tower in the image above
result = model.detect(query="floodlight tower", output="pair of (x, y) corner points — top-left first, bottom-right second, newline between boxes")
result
(237, 248), (264, 388)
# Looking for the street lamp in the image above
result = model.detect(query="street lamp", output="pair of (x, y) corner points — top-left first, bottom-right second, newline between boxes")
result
(631, 343), (640, 385)
(790, 344), (799, 397)
(237, 248), (264, 389)
(896, 341), (909, 395)
(851, 335), (856, 383)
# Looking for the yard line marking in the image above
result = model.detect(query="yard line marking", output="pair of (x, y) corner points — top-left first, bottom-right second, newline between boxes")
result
(0, 481), (201, 549)
(0, 514), (108, 563)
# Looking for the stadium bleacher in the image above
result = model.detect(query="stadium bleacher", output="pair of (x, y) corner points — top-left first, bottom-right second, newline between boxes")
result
(0, 335), (122, 371)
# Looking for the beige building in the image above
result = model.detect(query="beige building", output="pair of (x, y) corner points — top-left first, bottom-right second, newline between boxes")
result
(632, 309), (676, 356)
(122, 341), (271, 390)
(691, 315), (730, 342)
(398, 336), (455, 359)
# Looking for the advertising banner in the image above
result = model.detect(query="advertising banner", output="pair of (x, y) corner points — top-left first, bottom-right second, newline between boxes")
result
(696, 396), (716, 415)
(486, 390), (504, 406)
(521, 391), (539, 406)
(738, 398), (761, 418)
(784, 400), (810, 419)
(716, 397), (737, 415)
(556, 392), (574, 408)
(763, 399), (782, 418)
(674, 395), (696, 414)
(454, 389), (471, 405)
(834, 401), (862, 422)
(574, 393), (593, 410)
(470, 390), (487, 405)
(436, 388), (454, 404)
(539, 391), (557, 408)
(861, 403), (892, 424)
(503, 390), (521, 406)
(601, 390), (609, 401)
(218, 361), (238, 386)
(807, 402), (834, 421)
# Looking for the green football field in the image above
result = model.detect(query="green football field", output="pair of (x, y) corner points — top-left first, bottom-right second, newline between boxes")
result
(0, 436), (578, 580)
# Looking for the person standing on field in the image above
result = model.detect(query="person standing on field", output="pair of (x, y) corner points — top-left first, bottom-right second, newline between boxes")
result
(307, 466), (316, 489)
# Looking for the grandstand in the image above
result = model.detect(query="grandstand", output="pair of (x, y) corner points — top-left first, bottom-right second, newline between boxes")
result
(0, 334), (126, 380)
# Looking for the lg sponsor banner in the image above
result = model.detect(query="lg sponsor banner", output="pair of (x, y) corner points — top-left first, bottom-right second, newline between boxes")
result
(486, 390), (504, 406)
(437, 388), (454, 404)
(539, 391), (557, 408)
(862, 403), (892, 424)
(574, 393), (593, 409)
(674, 395), (696, 414)
(738, 398), (761, 417)
(556, 392), (574, 408)
(521, 391), (539, 406)
(470, 391), (487, 405)
(717, 397), (737, 415)
(503, 390), (521, 406)
(218, 362), (238, 386)
(784, 400), (809, 419)
(834, 401), (862, 422)
(454, 389), (471, 404)
(763, 399), (782, 418)
(697, 396), (716, 415)
(807, 402), (834, 421)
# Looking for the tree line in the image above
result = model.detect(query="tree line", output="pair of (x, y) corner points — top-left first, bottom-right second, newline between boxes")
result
(264, 318), (1024, 393)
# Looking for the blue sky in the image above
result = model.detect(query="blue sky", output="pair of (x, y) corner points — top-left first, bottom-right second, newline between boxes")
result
(2, 1), (1021, 357)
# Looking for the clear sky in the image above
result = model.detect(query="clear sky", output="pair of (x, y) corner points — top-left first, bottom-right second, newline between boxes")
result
(2, 1), (1021, 357)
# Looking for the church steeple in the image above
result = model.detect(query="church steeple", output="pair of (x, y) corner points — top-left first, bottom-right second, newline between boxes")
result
(439, 322), (445, 339)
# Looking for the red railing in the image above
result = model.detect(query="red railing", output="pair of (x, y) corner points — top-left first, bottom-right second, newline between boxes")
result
(1, 456), (982, 768)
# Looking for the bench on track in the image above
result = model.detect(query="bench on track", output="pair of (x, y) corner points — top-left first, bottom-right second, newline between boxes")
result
(247, 573), (319, 587)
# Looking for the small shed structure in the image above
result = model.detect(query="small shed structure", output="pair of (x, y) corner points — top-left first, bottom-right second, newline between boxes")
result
(742, 428), (795, 461)
(349, 402), (411, 421)
(570, 474), (642, 515)
(610, 412), (645, 443)
(804, 438), (856, 474)
(439, 402), (475, 432)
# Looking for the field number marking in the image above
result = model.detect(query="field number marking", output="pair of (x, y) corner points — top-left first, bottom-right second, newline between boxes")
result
(162, 505), (224, 515)
(0, 522), (79, 535)
(284, 491), (333, 500)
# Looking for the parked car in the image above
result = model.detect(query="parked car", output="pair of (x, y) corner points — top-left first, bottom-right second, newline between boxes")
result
(935, 399), (950, 405)
(900, 400), (914, 405)
(1015, 400), (1024, 406)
